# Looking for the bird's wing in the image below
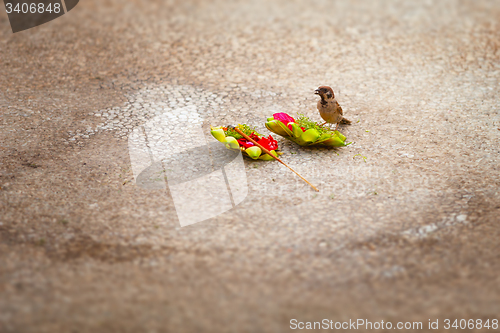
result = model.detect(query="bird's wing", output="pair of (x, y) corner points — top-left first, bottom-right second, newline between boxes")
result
(336, 101), (343, 115)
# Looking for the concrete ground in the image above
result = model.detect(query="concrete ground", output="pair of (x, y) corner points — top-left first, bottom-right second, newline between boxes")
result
(1, 0), (500, 332)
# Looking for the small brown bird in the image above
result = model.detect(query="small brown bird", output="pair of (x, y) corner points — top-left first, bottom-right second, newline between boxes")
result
(315, 86), (351, 131)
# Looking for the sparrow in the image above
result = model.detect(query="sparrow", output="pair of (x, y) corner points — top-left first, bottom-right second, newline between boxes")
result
(315, 86), (351, 131)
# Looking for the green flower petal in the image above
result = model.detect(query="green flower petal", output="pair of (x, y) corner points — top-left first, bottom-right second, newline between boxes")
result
(245, 146), (262, 159)
(290, 122), (303, 138)
(301, 128), (320, 143)
(265, 120), (289, 136)
(224, 136), (240, 149)
(318, 136), (347, 147)
(258, 150), (278, 160)
(258, 153), (275, 160)
(211, 128), (226, 142)
(266, 119), (294, 137)
(335, 131), (346, 142)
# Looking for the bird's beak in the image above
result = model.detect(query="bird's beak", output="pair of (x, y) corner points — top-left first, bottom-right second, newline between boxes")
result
(314, 89), (320, 95)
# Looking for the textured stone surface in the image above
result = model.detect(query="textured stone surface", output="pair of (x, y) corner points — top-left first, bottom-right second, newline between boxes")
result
(0, 0), (499, 332)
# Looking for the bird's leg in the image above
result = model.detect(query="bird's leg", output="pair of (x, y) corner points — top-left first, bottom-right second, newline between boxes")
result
(319, 122), (327, 127)
(334, 123), (339, 132)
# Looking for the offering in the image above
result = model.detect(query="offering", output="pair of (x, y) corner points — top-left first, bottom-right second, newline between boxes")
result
(210, 124), (281, 160)
(265, 113), (349, 147)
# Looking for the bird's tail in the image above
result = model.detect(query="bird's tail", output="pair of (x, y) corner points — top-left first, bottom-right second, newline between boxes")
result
(340, 117), (352, 125)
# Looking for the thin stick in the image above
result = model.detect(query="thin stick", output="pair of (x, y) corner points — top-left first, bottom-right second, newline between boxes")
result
(231, 126), (319, 192)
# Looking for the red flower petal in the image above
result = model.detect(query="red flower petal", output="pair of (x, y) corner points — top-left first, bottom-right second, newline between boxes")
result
(273, 112), (295, 126)
(258, 135), (278, 151)
(236, 132), (278, 151)
(237, 138), (254, 149)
